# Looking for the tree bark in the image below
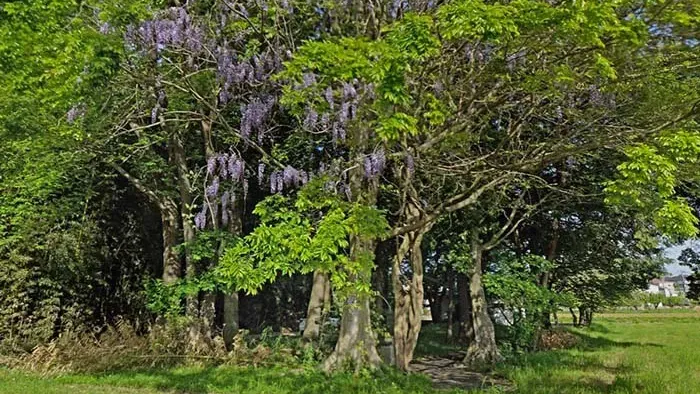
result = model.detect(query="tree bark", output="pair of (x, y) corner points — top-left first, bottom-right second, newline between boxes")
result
(161, 202), (182, 284)
(569, 307), (578, 326)
(170, 134), (197, 315)
(323, 223), (381, 371)
(540, 218), (559, 329)
(464, 237), (500, 368)
(303, 271), (331, 341)
(223, 291), (239, 350)
(373, 240), (393, 327)
(323, 145), (381, 370)
(392, 226), (426, 371)
(446, 268), (456, 341)
(457, 272), (475, 344)
(221, 190), (243, 349)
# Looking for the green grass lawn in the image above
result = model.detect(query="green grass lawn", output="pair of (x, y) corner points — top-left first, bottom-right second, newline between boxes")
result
(497, 309), (700, 394)
(1, 309), (698, 393)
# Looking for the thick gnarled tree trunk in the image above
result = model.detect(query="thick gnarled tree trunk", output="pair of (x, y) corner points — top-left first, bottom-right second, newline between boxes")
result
(323, 143), (381, 370)
(464, 237), (500, 368)
(323, 232), (382, 371)
(392, 230), (425, 371)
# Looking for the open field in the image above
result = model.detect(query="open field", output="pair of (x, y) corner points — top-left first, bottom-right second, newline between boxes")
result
(1, 310), (698, 393)
(497, 309), (700, 393)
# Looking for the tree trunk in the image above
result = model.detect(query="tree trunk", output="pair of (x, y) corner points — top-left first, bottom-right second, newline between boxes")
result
(457, 272), (474, 344)
(540, 218), (559, 329)
(323, 123), (383, 371)
(221, 192), (243, 349)
(223, 291), (239, 350)
(464, 237), (500, 368)
(580, 308), (593, 326)
(323, 227), (382, 371)
(171, 134), (198, 317)
(373, 240), (393, 328)
(303, 271), (331, 341)
(392, 226), (426, 371)
(445, 267), (455, 340)
(161, 202), (182, 284)
(569, 307), (578, 326)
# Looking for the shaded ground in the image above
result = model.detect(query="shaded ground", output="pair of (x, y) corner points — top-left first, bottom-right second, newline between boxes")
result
(411, 352), (511, 391)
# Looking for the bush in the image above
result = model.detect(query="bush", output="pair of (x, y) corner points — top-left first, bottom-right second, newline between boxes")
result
(485, 254), (574, 352)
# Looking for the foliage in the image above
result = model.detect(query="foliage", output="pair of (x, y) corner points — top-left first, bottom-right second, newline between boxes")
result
(2, 0), (700, 376)
(605, 131), (700, 240)
(215, 179), (388, 300)
(678, 247), (700, 300)
(485, 253), (575, 352)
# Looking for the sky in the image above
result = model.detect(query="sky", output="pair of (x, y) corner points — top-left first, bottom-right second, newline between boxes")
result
(663, 239), (697, 275)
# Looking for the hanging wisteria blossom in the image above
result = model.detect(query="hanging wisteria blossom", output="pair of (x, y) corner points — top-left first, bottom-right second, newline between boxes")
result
(218, 154), (230, 178)
(302, 72), (317, 88)
(207, 156), (217, 175)
(364, 149), (386, 179)
(206, 176), (220, 197)
(124, 6), (205, 56)
(270, 171), (278, 194)
(325, 86), (334, 109)
(240, 96), (276, 138)
(303, 108), (318, 130)
(228, 156), (244, 182)
(194, 205), (208, 230)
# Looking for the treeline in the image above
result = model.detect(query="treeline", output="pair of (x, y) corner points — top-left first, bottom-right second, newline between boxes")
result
(1, 0), (699, 372)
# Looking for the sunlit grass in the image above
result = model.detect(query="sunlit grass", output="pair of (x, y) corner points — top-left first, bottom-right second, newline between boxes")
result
(495, 309), (700, 393)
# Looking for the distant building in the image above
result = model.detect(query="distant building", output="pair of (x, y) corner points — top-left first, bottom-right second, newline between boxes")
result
(646, 275), (689, 297)
(646, 278), (677, 297)
(664, 275), (690, 295)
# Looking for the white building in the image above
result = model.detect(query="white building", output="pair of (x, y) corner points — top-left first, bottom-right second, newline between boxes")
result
(646, 278), (678, 297)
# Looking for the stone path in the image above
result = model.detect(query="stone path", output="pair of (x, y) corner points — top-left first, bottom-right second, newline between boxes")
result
(410, 352), (512, 391)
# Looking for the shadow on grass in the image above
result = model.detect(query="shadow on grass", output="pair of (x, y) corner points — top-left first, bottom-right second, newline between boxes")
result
(414, 323), (663, 393)
(569, 326), (662, 351)
(499, 328), (662, 393)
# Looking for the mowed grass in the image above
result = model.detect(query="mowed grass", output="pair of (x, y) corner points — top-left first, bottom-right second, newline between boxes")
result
(497, 309), (700, 394)
(1, 309), (698, 393)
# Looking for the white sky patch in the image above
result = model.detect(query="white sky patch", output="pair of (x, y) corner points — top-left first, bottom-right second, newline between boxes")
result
(663, 239), (697, 275)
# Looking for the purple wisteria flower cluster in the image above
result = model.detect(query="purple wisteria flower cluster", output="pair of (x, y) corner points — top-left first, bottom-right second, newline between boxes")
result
(207, 152), (246, 182)
(588, 85), (615, 109)
(269, 166), (309, 194)
(405, 153), (415, 176)
(240, 96), (276, 139)
(216, 48), (282, 105)
(196, 152), (249, 230)
(463, 43), (495, 64)
(124, 7), (205, 55)
(506, 50), (528, 72)
(364, 149), (386, 180)
(300, 78), (371, 146)
(389, 0), (410, 19)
